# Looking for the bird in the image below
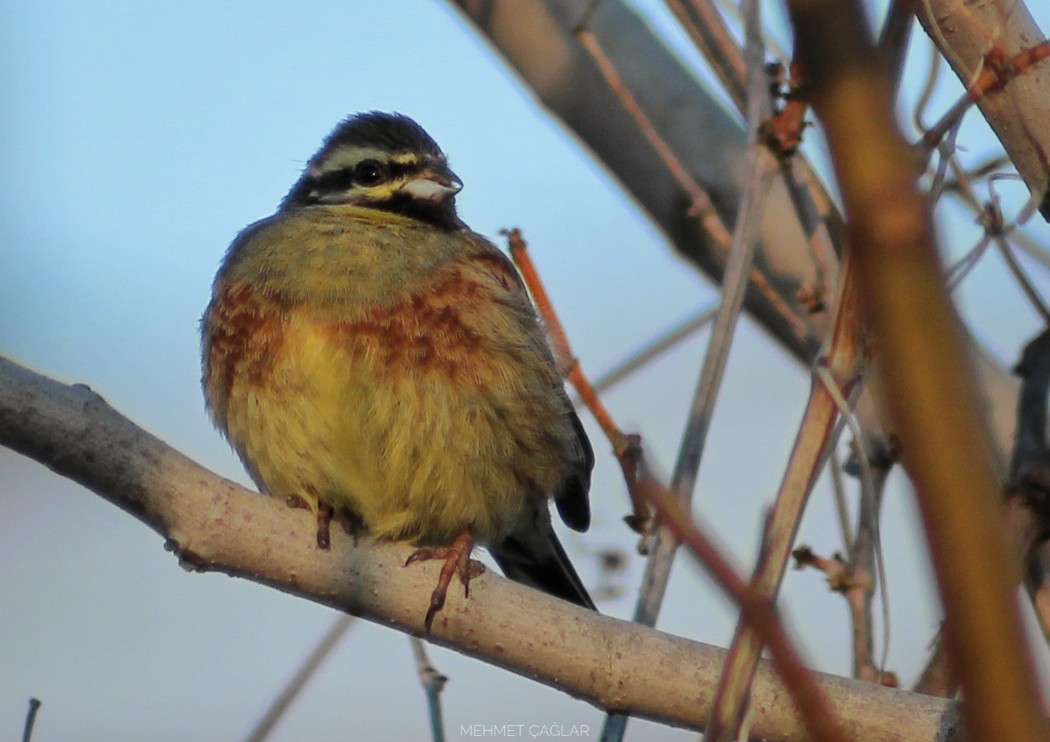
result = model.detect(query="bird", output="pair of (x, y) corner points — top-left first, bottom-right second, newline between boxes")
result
(201, 111), (596, 630)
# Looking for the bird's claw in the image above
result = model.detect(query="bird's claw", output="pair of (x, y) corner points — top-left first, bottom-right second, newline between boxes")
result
(405, 530), (485, 632)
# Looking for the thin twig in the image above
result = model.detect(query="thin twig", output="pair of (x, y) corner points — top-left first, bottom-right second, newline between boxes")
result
(817, 372), (894, 684)
(574, 26), (733, 250)
(993, 233), (1050, 323)
(911, 35), (943, 134)
(572, 303), (718, 402)
(841, 444), (892, 683)
(941, 151), (1000, 291)
(913, 626), (957, 697)
(927, 119), (963, 207)
(665, 0), (747, 112)
(22, 698), (41, 742)
(697, 4), (847, 740)
(919, 40), (1050, 155)
(791, 532), (896, 684)
(639, 116), (774, 614)
(411, 638), (448, 742)
(945, 233), (993, 292)
(979, 189), (1050, 322)
(781, 157), (839, 315)
(669, 0), (844, 327)
(940, 154), (1013, 193)
(665, 0), (839, 305)
(710, 0), (792, 64)
(504, 230), (620, 446)
(504, 229), (650, 531)
(942, 159), (1050, 322)
(244, 615), (356, 742)
(829, 450), (854, 557)
(1011, 226), (1050, 273)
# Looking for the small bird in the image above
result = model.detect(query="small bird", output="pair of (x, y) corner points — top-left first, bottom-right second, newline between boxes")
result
(201, 111), (595, 629)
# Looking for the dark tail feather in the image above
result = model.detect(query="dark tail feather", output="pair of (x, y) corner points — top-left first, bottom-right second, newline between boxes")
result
(490, 528), (597, 611)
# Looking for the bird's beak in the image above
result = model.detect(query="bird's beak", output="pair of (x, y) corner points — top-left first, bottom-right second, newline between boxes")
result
(403, 163), (463, 203)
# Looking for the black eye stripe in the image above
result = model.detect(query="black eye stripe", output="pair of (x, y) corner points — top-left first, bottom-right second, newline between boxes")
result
(306, 159), (421, 197)
(307, 168), (356, 195)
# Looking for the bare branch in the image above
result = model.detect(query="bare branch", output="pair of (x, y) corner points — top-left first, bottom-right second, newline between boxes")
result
(21, 699), (41, 742)
(915, 0), (1050, 219)
(577, 303), (718, 399)
(0, 357), (968, 740)
(411, 638), (449, 742)
(244, 615), (356, 742)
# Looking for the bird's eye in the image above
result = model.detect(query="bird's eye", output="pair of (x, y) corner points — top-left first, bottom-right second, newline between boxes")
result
(353, 160), (385, 186)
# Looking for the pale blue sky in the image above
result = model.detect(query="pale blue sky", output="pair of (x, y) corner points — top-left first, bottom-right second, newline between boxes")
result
(2, 2), (1049, 740)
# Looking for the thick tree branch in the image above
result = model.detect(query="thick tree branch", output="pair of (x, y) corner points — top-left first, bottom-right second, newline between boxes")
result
(0, 354), (964, 740)
(915, 0), (1050, 220)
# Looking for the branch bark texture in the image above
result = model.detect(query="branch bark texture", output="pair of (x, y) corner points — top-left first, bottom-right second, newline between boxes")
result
(915, 0), (1050, 219)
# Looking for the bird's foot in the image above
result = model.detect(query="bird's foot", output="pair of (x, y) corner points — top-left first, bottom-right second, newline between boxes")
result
(334, 509), (365, 546)
(315, 500), (335, 549)
(405, 530), (486, 632)
(284, 494), (336, 550)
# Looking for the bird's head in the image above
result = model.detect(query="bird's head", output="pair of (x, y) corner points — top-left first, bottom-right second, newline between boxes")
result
(282, 111), (463, 229)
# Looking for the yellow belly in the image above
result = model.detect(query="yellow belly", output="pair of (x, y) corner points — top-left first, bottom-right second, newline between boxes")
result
(221, 310), (572, 546)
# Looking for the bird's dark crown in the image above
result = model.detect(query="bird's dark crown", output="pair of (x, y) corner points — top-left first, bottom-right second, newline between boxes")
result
(321, 112), (444, 160)
(280, 112), (462, 229)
